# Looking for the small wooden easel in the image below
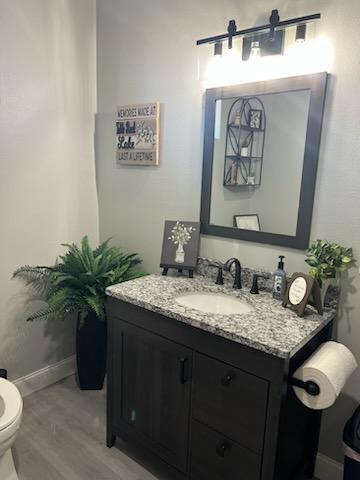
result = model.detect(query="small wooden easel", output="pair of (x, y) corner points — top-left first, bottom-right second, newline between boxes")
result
(161, 264), (194, 278)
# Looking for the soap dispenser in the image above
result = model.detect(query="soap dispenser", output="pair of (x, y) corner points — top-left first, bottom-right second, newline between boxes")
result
(272, 255), (287, 300)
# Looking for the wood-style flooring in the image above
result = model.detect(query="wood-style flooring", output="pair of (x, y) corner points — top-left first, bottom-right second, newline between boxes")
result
(12, 375), (319, 480)
(13, 375), (159, 480)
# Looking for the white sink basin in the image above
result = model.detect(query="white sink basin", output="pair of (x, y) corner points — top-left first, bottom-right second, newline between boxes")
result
(175, 293), (253, 315)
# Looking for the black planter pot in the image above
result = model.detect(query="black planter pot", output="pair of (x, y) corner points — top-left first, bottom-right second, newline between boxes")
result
(76, 311), (106, 390)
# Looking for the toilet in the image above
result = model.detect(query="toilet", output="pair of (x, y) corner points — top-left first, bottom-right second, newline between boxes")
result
(0, 379), (23, 480)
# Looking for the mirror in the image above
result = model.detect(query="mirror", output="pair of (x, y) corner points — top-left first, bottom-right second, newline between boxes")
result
(200, 73), (328, 249)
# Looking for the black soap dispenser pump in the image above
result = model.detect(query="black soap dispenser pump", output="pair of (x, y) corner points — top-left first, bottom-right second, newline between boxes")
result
(272, 255), (287, 300)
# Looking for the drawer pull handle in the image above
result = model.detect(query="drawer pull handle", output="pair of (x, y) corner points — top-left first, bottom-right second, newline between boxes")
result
(216, 439), (229, 457)
(179, 357), (187, 384)
(221, 372), (234, 387)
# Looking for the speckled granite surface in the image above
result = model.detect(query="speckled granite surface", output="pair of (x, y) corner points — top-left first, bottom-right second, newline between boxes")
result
(106, 273), (337, 359)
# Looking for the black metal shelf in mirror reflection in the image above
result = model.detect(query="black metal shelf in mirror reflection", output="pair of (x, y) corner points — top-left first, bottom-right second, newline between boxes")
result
(223, 97), (266, 187)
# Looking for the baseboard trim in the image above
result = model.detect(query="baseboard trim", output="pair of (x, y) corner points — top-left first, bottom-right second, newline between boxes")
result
(14, 355), (76, 397)
(315, 453), (343, 480)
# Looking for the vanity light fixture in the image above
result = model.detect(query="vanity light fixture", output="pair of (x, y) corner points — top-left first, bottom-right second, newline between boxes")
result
(296, 24), (307, 43)
(227, 19), (237, 49)
(197, 9), (320, 57)
(269, 9), (280, 42)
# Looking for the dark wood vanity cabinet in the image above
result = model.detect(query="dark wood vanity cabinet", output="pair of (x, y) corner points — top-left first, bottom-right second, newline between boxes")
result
(107, 297), (332, 480)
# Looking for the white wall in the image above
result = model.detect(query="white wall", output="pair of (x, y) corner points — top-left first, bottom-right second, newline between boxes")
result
(96, 0), (360, 462)
(0, 0), (99, 380)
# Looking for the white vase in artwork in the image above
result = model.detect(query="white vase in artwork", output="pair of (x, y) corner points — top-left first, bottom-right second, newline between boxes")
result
(247, 175), (255, 185)
(168, 221), (196, 265)
(175, 243), (185, 263)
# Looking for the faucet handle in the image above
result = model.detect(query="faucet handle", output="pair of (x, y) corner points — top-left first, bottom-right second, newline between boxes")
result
(207, 261), (224, 285)
(250, 274), (269, 294)
(208, 260), (223, 268)
(215, 266), (224, 285)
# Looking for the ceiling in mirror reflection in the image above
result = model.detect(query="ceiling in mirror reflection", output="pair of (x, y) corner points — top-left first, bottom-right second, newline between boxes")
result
(210, 89), (311, 236)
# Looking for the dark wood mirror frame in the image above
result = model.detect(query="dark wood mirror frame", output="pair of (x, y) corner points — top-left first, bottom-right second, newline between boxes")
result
(200, 72), (328, 250)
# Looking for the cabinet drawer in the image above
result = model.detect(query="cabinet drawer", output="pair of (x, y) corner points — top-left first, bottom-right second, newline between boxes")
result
(193, 353), (268, 453)
(191, 420), (261, 480)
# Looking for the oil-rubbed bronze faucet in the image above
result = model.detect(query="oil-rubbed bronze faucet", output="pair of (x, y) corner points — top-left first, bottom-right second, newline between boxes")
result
(224, 258), (242, 289)
(208, 258), (242, 289)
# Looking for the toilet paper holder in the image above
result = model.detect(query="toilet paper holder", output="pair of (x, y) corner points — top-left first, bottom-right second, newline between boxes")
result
(291, 377), (320, 396)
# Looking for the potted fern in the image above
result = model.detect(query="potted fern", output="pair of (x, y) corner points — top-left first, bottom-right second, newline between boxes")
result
(305, 239), (354, 305)
(13, 236), (145, 390)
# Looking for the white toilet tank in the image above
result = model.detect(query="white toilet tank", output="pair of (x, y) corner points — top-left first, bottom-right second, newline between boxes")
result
(0, 378), (23, 480)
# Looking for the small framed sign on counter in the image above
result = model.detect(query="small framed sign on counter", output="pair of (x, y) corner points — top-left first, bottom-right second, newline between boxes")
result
(116, 102), (160, 166)
(282, 272), (323, 317)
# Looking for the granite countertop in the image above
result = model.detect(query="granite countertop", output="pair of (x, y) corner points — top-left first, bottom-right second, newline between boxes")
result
(106, 274), (336, 359)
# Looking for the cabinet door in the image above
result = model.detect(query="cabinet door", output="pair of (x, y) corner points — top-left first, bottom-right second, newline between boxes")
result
(116, 321), (192, 472)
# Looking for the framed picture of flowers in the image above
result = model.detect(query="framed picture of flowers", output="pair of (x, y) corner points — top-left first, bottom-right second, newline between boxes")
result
(160, 220), (200, 276)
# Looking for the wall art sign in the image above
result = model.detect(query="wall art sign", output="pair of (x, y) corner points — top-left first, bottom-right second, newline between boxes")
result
(116, 102), (160, 166)
(160, 220), (200, 277)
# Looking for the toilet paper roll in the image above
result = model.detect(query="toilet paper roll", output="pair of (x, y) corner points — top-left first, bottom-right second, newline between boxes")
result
(292, 341), (358, 410)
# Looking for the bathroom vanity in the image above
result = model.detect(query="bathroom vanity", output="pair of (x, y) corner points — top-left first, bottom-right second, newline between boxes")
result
(106, 272), (336, 480)
(105, 73), (330, 480)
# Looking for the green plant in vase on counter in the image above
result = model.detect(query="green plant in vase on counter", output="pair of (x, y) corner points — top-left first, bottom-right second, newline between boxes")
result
(305, 240), (354, 302)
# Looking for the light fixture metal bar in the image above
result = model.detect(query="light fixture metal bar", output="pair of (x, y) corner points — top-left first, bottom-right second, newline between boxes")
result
(196, 13), (320, 46)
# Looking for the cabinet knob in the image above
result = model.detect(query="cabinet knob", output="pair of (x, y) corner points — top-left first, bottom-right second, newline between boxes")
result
(216, 439), (229, 457)
(221, 372), (234, 387)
